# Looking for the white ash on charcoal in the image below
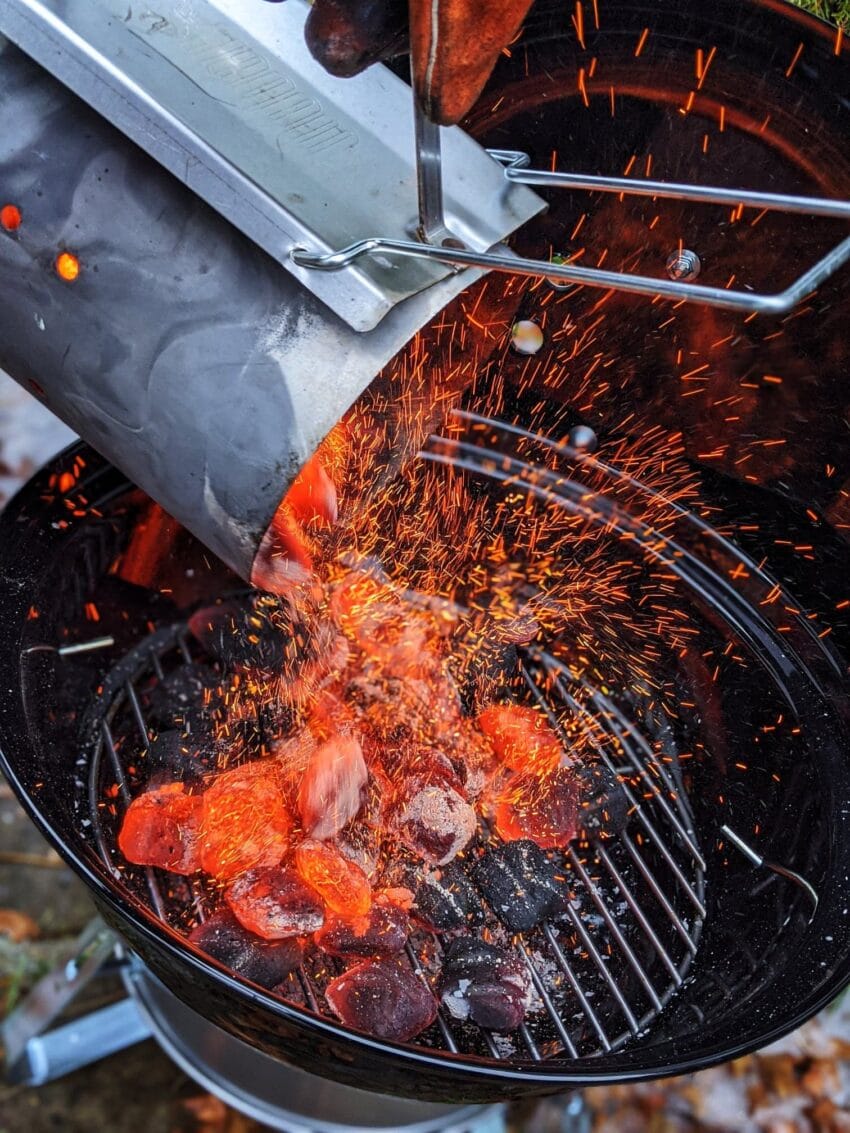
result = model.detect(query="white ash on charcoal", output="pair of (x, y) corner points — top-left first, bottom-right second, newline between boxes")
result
(325, 957), (438, 1042)
(439, 938), (532, 1031)
(226, 864), (325, 939)
(189, 908), (303, 989)
(391, 778), (478, 865)
(411, 861), (486, 933)
(116, 563), (636, 1045)
(470, 840), (566, 933)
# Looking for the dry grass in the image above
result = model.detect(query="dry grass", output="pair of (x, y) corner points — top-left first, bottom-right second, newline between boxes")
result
(792, 0), (850, 28)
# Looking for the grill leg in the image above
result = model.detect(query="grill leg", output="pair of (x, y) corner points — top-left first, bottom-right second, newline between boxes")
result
(1, 917), (149, 1085)
(7, 998), (152, 1086)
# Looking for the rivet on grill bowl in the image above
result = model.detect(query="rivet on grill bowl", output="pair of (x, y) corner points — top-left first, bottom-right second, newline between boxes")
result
(666, 249), (701, 282)
(511, 320), (544, 354)
(568, 425), (598, 453)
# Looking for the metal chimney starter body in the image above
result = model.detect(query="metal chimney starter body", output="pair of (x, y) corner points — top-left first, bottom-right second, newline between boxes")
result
(0, 40), (481, 581)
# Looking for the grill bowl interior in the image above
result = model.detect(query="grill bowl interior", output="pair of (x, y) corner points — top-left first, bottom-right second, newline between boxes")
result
(0, 432), (848, 1102)
(1, 0), (850, 1102)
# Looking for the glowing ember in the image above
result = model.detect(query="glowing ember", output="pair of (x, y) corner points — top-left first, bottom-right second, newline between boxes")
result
(491, 766), (580, 848)
(297, 733), (368, 840)
(55, 251), (80, 282)
(199, 762), (291, 880)
(477, 704), (563, 775)
(315, 897), (409, 959)
(226, 864), (324, 939)
(118, 782), (201, 874)
(0, 204), (22, 232)
(295, 838), (372, 918)
(112, 261), (713, 1043)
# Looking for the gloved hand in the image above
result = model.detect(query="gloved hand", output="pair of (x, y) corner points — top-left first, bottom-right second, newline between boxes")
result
(265, 0), (535, 126)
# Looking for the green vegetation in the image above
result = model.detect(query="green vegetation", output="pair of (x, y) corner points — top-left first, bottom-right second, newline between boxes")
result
(792, 0), (850, 29)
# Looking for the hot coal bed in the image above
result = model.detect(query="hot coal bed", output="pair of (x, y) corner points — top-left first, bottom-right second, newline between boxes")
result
(1, 0), (850, 1118)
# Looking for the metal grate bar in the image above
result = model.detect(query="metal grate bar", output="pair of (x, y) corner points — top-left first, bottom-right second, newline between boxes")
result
(590, 699), (703, 864)
(626, 815), (706, 918)
(124, 682), (150, 750)
(567, 849), (663, 1012)
(177, 633), (193, 665)
(517, 1021), (542, 1060)
(100, 715), (165, 919)
(515, 940), (579, 1058)
(540, 925), (610, 1053)
(622, 838), (698, 955)
(547, 667), (704, 868)
(404, 942), (460, 1054)
(561, 901), (640, 1035)
(296, 969), (321, 1013)
(82, 616), (706, 1066)
(101, 721), (132, 809)
(595, 842), (683, 985)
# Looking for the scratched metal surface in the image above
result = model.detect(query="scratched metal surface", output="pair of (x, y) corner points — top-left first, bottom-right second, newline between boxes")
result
(0, 41), (481, 580)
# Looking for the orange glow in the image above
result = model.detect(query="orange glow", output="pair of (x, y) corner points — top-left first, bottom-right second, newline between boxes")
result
(492, 768), (580, 848)
(55, 251), (80, 282)
(119, 783), (202, 874)
(0, 204), (21, 231)
(119, 501), (182, 589)
(199, 763), (291, 880)
(478, 704), (564, 775)
(284, 453), (338, 530)
(295, 839), (372, 918)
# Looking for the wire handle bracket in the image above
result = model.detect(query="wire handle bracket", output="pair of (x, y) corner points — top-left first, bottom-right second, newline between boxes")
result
(293, 149), (850, 315)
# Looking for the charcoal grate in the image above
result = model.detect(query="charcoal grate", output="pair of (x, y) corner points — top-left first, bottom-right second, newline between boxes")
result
(82, 621), (705, 1063)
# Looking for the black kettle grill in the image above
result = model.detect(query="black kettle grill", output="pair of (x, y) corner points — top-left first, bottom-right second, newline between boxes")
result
(1, 0), (850, 1109)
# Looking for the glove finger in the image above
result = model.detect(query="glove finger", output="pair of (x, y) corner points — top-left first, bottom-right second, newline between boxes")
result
(305, 0), (408, 77)
(410, 0), (535, 125)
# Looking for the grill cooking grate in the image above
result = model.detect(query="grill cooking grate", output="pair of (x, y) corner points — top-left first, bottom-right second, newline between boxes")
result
(83, 621), (705, 1062)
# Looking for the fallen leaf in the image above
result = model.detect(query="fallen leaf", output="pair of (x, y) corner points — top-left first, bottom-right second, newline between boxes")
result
(179, 1095), (255, 1133)
(0, 909), (39, 942)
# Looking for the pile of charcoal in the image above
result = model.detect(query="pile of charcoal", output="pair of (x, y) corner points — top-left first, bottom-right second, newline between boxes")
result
(118, 569), (629, 1041)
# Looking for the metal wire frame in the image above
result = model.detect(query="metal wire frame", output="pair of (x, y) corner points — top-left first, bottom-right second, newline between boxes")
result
(292, 148), (850, 316)
(83, 619), (705, 1065)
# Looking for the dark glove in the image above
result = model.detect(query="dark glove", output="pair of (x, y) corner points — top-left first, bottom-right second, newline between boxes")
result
(265, 0), (534, 125)
(303, 0), (409, 79)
